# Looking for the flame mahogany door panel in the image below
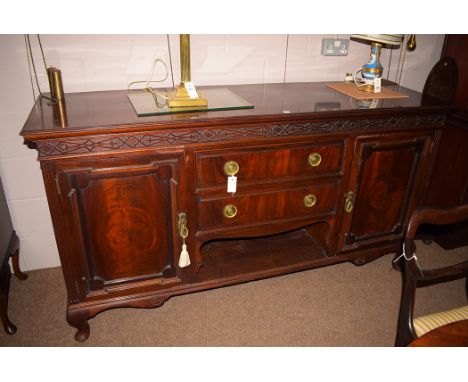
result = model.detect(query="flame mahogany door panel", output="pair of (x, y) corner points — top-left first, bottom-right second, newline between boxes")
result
(54, 152), (185, 299)
(339, 132), (434, 250)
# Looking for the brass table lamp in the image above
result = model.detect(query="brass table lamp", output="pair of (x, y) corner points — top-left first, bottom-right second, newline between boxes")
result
(167, 34), (208, 108)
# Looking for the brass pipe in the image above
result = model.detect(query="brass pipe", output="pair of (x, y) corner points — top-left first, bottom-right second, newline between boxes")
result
(47, 67), (65, 102)
(180, 34), (191, 83)
(53, 100), (68, 128)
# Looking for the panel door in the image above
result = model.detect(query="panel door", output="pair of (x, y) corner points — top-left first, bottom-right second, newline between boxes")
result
(338, 133), (433, 250)
(55, 153), (185, 299)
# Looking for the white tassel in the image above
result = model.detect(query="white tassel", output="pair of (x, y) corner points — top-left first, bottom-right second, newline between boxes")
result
(178, 243), (191, 268)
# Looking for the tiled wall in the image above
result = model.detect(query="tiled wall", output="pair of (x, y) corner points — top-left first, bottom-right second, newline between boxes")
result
(0, 34), (445, 271)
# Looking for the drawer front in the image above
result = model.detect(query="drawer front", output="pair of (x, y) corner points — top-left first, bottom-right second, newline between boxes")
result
(195, 141), (344, 189)
(197, 181), (339, 231)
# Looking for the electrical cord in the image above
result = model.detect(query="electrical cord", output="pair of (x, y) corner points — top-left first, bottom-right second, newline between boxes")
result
(128, 57), (170, 106)
(25, 34), (53, 101)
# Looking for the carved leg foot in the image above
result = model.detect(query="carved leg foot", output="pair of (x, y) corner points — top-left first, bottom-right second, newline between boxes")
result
(11, 249), (27, 281)
(353, 256), (367, 266)
(0, 264), (17, 335)
(67, 311), (91, 342)
(74, 322), (90, 342)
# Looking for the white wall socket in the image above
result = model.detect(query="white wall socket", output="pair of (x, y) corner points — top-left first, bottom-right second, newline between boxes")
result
(321, 38), (349, 56)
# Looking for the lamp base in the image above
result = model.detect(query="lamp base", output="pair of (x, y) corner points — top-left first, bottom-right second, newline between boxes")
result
(167, 84), (208, 108)
(359, 84), (375, 92)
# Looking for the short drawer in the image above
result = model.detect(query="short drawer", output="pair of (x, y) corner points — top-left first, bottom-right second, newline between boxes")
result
(197, 180), (339, 231)
(195, 141), (344, 189)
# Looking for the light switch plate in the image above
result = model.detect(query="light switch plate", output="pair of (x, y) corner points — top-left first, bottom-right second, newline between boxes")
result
(321, 38), (349, 56)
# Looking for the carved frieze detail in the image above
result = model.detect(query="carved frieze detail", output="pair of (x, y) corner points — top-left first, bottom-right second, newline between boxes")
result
(36, 113), (446, 157)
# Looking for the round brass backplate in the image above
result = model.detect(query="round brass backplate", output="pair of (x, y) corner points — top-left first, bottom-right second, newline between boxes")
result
(303, 194), (317, 208)
(223, 204), (238, 218)
(224, 160), (239, 176)
(308, 152), (322, 167)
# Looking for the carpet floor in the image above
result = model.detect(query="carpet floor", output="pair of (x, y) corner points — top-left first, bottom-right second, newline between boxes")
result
(1, 241), (467, 346)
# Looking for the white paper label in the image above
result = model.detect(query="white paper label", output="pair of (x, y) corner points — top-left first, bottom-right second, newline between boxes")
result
(184, 82), (199, 98)
(369, 99), (380, 108)
(227, 176), (237, 193)
(374, 77), (381, 93)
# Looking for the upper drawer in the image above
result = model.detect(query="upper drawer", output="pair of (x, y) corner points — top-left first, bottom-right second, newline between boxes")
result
(195, 140), (344, 189)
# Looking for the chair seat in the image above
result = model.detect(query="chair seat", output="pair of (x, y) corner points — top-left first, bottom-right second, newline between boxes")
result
(413, 305), (468, 337)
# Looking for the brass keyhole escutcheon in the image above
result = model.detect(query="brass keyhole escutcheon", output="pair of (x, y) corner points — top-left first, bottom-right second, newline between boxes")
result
(303, 193), (317, 208)
(224, 160), (239, 176)
(344, 191), (354, 213)
(177, 212), (189, 238)
(223, 204), (238, 218)
(308, 152), (322, 167)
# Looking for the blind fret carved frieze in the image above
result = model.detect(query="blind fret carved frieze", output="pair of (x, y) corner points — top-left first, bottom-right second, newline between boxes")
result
(36, 114), (445, 157)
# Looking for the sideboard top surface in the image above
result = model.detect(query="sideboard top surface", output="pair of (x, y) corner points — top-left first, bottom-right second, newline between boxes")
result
(21, 82), (456, 140)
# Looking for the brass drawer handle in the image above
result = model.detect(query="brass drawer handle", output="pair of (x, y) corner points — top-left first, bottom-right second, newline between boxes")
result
(224, 160), (239, 176)
(344, 191), (354, 213)
(308, 152), (322, 167)
(303, 193), (317, 208)
(223, 204), (238, 218)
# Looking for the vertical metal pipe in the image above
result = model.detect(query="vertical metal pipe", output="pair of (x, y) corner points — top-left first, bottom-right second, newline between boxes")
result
(47, 67), (65, 102)
(180, 34), (191, 83)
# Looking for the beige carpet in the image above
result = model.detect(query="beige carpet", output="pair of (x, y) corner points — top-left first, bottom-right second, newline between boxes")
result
(1, 241), (467, 347)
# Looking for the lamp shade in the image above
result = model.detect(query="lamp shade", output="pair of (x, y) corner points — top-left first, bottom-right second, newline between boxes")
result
(351, 34), (404, 46)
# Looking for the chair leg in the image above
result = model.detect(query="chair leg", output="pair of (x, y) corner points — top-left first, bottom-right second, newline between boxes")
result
(0, 262), (17, 335)
(9, 232), (27, 281)
(395, 258), (418, 346)
(11, 249), (27, 281)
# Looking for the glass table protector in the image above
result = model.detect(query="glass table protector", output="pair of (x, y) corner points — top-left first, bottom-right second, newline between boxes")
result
(127, 87), (254, 116)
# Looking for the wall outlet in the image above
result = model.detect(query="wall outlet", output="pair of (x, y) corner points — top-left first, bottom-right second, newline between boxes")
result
(321, 38), (349, 56)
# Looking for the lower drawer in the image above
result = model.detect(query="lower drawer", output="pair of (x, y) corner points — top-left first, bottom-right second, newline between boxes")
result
(197, 180), (339, 231)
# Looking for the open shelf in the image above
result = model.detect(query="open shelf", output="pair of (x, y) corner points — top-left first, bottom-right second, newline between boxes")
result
(196, 228), (329, 284)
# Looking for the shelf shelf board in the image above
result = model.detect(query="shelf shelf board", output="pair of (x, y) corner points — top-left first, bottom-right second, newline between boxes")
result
(196, 228), (329, 284)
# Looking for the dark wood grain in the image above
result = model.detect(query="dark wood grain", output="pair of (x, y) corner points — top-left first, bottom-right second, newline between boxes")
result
(442, 35), (468, 107)
(409, 319), (468, 347)
(197, 228), (327, 282)
(195, 140), (344, 189)
(19, 81), (458, 341)
(419, 36), (468, 249)
(340, 133), (433, 250)
(21, 82), (444, 138)
(197, 180), (339, 231)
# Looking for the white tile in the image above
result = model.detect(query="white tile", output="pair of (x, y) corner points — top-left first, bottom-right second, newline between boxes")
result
(7, 197), (55, 238)
(17, 234), (60, 271)
(0, 112), (37, 159)
(401, 35), (445, 92)
(0, 35), (29, 63)
(0, 156), (46, 201)
(286, 35), (339, 82)
(0, 59), (36, 114)
(191, 34), (287, 85)
(126, 35), (174, 89)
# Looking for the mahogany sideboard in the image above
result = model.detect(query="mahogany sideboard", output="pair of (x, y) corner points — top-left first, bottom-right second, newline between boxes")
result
(20, 82), (457, 341)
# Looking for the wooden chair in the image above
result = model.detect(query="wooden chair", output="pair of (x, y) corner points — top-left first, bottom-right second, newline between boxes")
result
(0, 176), (27, 335)
(393, 204), (468, 346)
